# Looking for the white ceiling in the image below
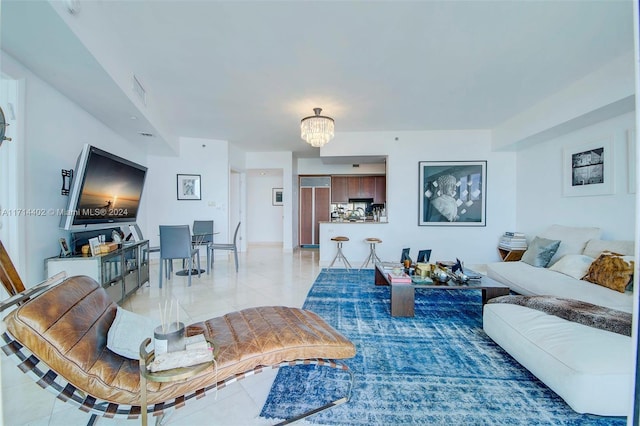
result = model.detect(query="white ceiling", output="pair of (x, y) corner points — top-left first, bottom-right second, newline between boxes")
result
(0, 0), (634, 157)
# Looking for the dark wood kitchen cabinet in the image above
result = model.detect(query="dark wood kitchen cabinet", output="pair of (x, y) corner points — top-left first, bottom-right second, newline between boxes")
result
(360, 176), (376, 198)
(374, 176), (386, 203)
(331, 176), (349, 203)
(347, 176), (375, 199)
(330, 175), (386, 203)
(347, 177), (361, 198)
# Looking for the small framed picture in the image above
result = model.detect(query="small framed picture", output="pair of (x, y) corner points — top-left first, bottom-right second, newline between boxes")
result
(417, 249), (432, 263)
(562, 137), (614, 197)
(272, 188), (283, 206)
(88, 237), (101, 257)
(177, 174), (202, 200)
(59, 238), (71, 257)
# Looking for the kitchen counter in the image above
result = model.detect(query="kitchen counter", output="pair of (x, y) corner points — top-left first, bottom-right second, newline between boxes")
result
(319, 222), (392, 267)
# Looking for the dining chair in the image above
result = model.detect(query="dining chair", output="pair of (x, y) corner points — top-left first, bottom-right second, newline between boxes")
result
(209, 221), (240, 273)
(192, 220), (214, 274)
(158, 225), (201, 287)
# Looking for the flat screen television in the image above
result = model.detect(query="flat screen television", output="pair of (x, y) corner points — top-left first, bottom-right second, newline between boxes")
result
(60, 144), (147, 231)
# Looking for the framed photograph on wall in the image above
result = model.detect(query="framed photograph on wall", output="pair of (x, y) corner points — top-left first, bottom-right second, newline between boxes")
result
(272, 188), (283, 206)
(418, 161), (486, 226)
(562, 137), (614, 197)
(177, 174), (201, 200)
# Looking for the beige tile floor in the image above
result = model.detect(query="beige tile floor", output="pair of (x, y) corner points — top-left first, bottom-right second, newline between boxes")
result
(1, 244), (324, 426)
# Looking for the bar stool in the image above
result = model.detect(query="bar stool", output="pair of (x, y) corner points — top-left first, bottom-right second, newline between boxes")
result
(328, 236), (352, 270)
(360, 237), (382, 270)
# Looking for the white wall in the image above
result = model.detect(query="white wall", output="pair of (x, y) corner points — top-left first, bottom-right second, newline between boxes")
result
(297, 158), (386, 175)
(144, 137), (230, 252)
(319, 130), (516, 265)
(516, 112), (636, 241)
(493, 50), (635, 150)
(246, 171), (283, 244)
(1, 52), (147, 284)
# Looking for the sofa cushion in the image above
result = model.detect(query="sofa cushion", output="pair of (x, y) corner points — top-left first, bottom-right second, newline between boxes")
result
(483, 303), (632, 416)
(583, 239), (635, 258)
(486, 261), (633, 312)
(521, 237), (561, 268)
(549, 254), (595, 280)
(538, 225), (601, 266)
(582, 251), (635, 293)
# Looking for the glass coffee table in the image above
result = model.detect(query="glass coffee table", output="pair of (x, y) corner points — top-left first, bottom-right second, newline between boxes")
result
(374, 263), (510, 317)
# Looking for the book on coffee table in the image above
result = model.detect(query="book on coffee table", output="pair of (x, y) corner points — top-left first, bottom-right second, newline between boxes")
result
(387, 271), (411, 283)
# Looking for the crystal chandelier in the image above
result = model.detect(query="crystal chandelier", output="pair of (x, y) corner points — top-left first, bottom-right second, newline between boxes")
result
(300, 108), (335, 148)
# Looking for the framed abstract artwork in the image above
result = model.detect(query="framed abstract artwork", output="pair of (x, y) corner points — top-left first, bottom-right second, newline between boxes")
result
(562, 137), (613, 197)
(177, 174), (201, 200)
(419, 161), (486, 226)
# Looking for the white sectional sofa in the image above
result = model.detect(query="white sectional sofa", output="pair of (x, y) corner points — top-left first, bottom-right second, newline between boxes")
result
(483, 225), (635, 416)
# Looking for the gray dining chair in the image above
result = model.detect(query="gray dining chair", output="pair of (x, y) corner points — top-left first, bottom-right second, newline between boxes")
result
(192, 220), (214, 274)
(158, 225), (201, 287)
(209, 221), (240, 273)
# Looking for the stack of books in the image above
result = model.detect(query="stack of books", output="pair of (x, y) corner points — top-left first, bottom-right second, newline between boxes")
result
(499, 231), (527, 250)
(387, 271), (411, 283)
(377, 262), (412, 283)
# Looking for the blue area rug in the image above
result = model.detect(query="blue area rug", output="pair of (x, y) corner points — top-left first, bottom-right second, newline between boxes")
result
(260, 269), (626, 425)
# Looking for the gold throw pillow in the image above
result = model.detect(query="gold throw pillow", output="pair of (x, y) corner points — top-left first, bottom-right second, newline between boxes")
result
(582, 251), (635, 293)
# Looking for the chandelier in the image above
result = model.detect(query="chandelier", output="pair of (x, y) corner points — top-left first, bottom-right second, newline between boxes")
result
(300, 108), (335, 148)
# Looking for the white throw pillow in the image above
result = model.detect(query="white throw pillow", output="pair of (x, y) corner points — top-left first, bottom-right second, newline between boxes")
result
(107, 307), (156, 359)
(549, 254), (595, 280)
(583, 239), (635, 258)
(538, 225), (601, 267)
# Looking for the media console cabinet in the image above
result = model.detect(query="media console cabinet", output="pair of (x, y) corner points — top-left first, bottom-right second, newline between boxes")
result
(45, 240), (150, 305)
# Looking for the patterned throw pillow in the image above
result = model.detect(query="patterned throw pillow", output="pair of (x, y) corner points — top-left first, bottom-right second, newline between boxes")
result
(582, 251), (635, 293)
(521, 236), (561, 268)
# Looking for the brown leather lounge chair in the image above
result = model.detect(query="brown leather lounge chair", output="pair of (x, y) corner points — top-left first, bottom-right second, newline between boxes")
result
(0, 241), (356, 425)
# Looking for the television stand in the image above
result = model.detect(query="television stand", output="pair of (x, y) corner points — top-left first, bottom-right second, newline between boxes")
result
(45, 240), (150, 305)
